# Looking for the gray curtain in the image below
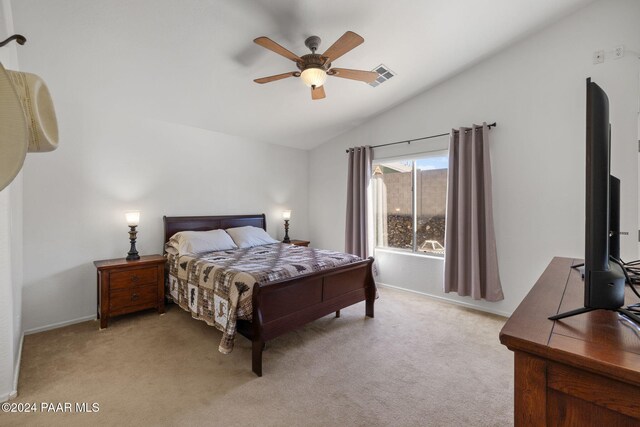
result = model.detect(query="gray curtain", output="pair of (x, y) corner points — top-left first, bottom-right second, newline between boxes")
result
(444, 123), (503, 301)
(345, 145), (372, 258)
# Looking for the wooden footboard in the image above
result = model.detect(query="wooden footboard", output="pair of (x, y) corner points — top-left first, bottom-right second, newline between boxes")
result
(239, 257), (376, 376)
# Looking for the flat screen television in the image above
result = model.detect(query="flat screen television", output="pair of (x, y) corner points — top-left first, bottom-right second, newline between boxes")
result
(583, 78), (625, 309)
(549, 78), (637, 322)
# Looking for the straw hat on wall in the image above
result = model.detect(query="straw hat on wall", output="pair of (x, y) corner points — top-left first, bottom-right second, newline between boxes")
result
(0, 62), (59, 192)
(6, 68), (58, 153)
(0, 62), (28, 192)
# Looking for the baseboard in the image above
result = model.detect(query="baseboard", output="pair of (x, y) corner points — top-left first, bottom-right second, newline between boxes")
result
(24, 314), (96, 335)
(376, 281), (511, 318)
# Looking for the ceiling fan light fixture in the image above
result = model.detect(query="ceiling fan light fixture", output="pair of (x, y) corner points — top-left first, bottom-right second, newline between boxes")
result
(300, 67), (327, 88)
(253, 31), (375, 100)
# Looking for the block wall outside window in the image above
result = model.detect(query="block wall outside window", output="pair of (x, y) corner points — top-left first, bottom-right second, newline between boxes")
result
(373, 152), (448, 256)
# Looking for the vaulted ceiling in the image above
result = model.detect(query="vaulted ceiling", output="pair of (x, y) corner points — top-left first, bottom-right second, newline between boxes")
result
(12, 0), (594, 149)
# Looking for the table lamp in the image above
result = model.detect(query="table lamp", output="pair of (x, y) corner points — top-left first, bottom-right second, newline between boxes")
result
(282, 210), (291, 243)
(125, 211), (140, 260)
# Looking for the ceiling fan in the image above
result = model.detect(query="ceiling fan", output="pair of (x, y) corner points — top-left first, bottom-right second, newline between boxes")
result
(253, 31), (379, 100)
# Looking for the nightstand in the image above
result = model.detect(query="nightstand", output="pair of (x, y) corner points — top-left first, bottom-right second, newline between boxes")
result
(289, 239), (310, 247)
(94, 254), (165, 329)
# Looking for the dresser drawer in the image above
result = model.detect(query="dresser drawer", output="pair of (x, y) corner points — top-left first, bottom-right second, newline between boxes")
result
(110, 267), (158, 290)
(109, 285), (157, 310)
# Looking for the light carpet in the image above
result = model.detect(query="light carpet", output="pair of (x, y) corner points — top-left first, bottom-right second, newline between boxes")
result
(1, 287), (513, 426)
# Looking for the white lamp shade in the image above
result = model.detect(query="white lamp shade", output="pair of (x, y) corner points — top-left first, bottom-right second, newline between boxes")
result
(300, 68), (327, 88)
(125, 211), (140, 226)
(282, 210), (292, 220)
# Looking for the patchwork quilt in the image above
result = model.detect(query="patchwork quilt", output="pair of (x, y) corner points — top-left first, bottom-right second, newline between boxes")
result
(165, 243), (362, 353)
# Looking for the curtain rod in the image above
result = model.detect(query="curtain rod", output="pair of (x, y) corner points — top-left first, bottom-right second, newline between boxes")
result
(345, 122), (497, 153)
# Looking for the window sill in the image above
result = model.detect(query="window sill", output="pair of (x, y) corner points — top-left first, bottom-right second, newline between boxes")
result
(374, 247), (445, 261)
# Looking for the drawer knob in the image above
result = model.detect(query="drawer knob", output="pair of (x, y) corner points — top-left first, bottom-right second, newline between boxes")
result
(132, 293), (139, 301)
(131, 275), (139, 282)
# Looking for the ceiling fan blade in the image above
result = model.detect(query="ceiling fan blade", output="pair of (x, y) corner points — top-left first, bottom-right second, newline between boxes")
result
(321, 31), (364, 62)
(254, 37), (302, 62)
(329, 68), (379, 83)
(254, 71), (299, 84)
(311, 85), (326, 100)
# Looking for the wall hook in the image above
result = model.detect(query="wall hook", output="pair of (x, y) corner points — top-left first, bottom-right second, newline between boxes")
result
(0, 34), (27, 48)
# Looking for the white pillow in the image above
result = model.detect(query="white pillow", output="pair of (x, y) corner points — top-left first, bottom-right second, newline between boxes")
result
(225, 226), (278, 248)
(168, 229), (238, 255)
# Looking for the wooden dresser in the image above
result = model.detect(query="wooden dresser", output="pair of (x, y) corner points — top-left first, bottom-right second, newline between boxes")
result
(289, 239), (310, 247)
(94, 255), (165, 328)
(500, 257), (640, 426)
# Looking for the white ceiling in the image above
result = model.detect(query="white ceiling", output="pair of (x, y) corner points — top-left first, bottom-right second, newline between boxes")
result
(13, 0), (595, 149)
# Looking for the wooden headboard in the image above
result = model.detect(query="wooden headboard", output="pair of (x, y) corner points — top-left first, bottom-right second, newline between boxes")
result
(163, 214), (267, 245)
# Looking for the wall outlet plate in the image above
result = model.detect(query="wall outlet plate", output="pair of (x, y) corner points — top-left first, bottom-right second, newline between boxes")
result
(593, 50), (605, 64)
(614, 45), (624, 59)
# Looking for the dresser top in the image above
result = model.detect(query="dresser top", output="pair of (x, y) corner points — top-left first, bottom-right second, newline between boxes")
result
(94, 254), (165, 270)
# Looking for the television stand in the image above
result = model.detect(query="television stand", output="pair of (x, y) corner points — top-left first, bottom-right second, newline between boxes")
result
(549, 305), (640, 324)
(550, 256), (640, 325)
(548, 306), (594, 320)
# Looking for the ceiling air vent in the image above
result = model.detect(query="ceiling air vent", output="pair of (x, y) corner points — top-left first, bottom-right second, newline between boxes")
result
(369, 64), (395, 87)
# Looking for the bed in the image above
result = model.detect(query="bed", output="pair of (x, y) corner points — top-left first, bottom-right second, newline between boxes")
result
(163, 214), (376, 376)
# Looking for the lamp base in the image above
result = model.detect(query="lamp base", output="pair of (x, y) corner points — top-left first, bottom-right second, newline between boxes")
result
(283, 219), (290, 243)
(126, 225), (140, 261)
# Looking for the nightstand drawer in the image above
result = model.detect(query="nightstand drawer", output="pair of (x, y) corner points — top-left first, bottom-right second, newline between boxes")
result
(110, 267), (157, 290)
(110, 285), (157, 310)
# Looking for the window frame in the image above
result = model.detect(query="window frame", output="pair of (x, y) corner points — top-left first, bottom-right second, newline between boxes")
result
(372, 149), (449, 257)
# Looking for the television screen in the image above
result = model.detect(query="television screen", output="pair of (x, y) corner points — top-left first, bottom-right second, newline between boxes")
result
(550, 79), (640, 324)
(583, 78), (625, 309)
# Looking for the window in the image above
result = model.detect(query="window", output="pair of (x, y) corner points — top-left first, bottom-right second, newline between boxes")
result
(372, 151), (448, 256)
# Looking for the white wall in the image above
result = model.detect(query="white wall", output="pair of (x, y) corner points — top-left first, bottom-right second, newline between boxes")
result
(0, 0), (23, 402)
(9, 174), (22, 385)
(0, 186), (15, 402)
(309, 0), (640, 316)
(12, 5), (309, 333)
